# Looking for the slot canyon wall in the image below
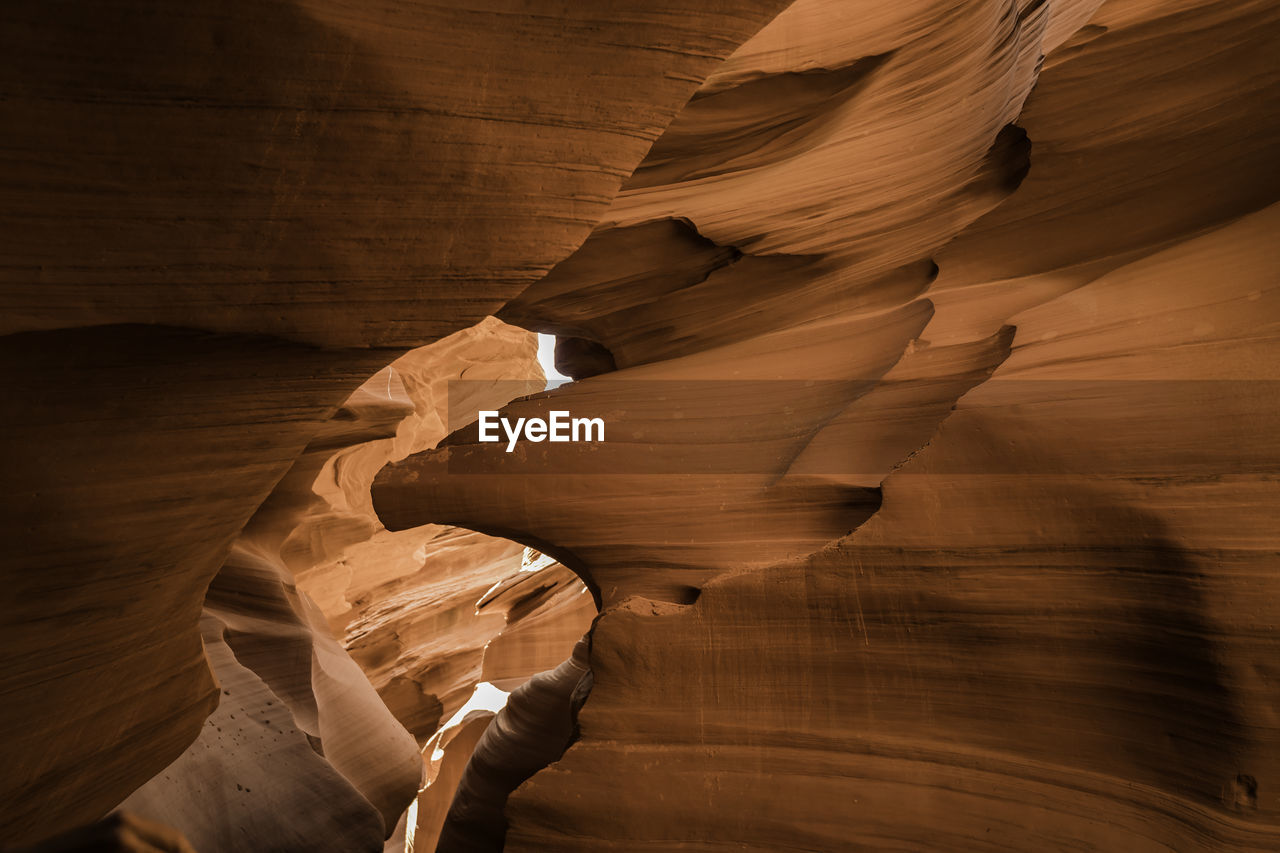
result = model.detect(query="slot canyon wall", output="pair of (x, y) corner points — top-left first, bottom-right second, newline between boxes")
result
(378, 0), (1280, 850)
(2, 1), (1278, 852)
(0, 0), (789, 848)
(116, 318), (596, 852)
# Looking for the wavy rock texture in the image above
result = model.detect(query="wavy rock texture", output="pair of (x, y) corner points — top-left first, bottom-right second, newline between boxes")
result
(408, 574), (595, 853)
(0, 3), (790, 845)
(254, 318), (552, 739)
(436, 641), (593, 853)
(0, 0), (794, 348)
(0, 327), (386, 845)
(373, 0), (1280, 849)
(508, 204), (1280, 851)
(376, 0), (1066, 601)
(278, 318), (595, 748)
(115, 540), (426, 852)
(118, 611), (390, 853)
(5, 0), (1279, 849)
(112, 318), (594, 850)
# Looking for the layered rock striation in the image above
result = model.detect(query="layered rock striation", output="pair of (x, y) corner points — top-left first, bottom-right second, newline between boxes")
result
(373, 0), (1280, 849)
(0, 2), (790, 845)
(2, 0), (1278, 850)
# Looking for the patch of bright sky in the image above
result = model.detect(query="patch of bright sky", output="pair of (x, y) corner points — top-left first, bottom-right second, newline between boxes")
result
(429, 681), (511, 764)
(537, 333), (571, 390)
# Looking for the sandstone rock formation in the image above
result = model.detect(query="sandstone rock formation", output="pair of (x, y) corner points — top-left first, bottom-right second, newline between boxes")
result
(0, 2), (787, 845)
(373, 0), (1280, 850)
(110, 317), (594, 850)
(119, 608), (394, 853)
(3, 0), (1279, 850)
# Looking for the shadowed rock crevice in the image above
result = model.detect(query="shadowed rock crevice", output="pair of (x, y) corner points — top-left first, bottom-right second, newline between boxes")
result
(434, 641), (595, 853)
(498, 217), (745, 359)
(971, 123), (1033, 197)
(0, 323), (388, 842)
(624, 52), (895, 190)
(552, 337), (617, 381)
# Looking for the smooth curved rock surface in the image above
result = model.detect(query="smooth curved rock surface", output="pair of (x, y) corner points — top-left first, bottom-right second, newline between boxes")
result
(0, 326), (385, 845)
(0, 0), (793, 348)
(400, 560), (595, 853)
(371, 0), (1280, 849)
(507, 205), (1280, 851)
(437, 642), (593, 853)
(0, 3), (789, 844)
(110, 317), (594, 849)
(4, 0), (1279, 849)
(11, 813), (198, 853)
(119, 611), (390, 853)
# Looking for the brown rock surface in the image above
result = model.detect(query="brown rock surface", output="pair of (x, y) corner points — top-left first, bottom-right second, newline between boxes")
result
(0, 2), (789, 845)
(0, 0), (793, 348)
(0, 327), (385, 844)
(372, 0), (1280, 850)
(506, 205), (1280, 850)
(118, 611), (390, 852)
(108, 317), (594, 848)
(3, 0), (1279, 849)
(437, 641), (593, 853)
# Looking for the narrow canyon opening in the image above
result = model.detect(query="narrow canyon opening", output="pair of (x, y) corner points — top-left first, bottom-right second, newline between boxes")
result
(110, 318), (601, 853)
